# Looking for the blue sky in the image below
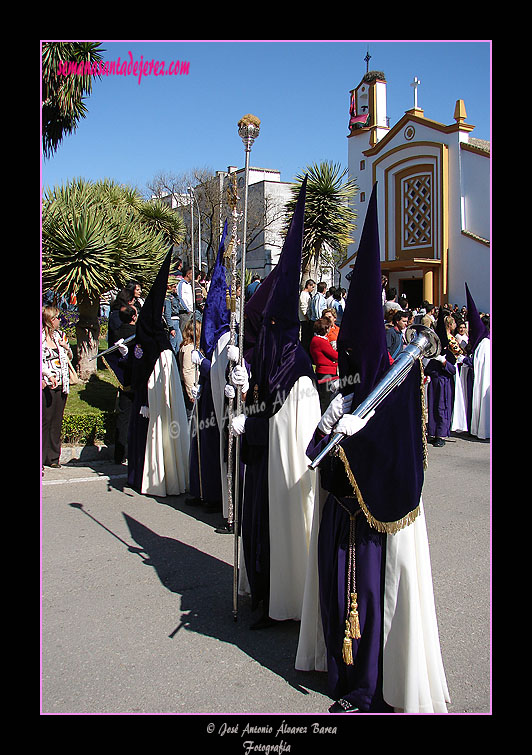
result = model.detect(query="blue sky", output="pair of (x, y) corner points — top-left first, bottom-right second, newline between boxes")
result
(41, 40), (491, 195)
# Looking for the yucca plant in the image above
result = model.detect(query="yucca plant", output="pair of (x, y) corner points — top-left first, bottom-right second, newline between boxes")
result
(42, 178), (186, 379)
(285, 161), (358, 281)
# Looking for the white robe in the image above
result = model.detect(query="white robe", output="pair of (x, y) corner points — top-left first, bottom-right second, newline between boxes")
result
(208, 331), (231, 519)
(470, 338), (490, 440)
(382, 502), (450, 713)
(451, 364), (468, 433)
(296, 487), (450, 714)
(239, 375), (322, 621)
(141, 350), (190, 496)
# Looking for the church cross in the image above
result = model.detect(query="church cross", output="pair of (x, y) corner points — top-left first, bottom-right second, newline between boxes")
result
(410, 76), (421, 109)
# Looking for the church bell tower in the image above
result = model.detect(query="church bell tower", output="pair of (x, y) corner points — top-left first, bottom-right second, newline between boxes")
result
(347, 57), (390, 225)
(348, 69), (389, 148)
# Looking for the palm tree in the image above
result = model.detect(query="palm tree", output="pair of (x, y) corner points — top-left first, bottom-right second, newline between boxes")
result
(42, 179), (186, 379)
(42, 41), (105, 159)
(284, 161), (358, 281)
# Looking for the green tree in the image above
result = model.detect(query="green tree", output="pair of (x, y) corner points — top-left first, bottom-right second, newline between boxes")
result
(285, 161), (358, 281)
(42, 179), (186, 379)
(42, 41), (105, 159)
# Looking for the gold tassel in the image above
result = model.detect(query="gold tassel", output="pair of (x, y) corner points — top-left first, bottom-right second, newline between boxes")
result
(342, 623), (354, 665)
(226, 288), (231, 311)
(419, 357), (429, 470)
(348, 593), (361, 640)
(231, 294), (237, 313)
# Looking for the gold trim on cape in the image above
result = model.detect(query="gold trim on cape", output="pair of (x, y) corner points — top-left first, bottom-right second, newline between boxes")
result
(336, 445), (420, 534)
(334, 362), (427, 534)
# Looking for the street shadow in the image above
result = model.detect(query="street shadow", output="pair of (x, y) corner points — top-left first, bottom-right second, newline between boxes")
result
(449, 431), (490, 444)
(65, 462), (231, 524)
(151, 493), (229, 530)
(97, 468), (232, 529)
(122, 512), (329, 699)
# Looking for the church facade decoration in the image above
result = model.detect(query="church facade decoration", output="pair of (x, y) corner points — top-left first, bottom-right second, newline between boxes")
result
(341, 69), (490, 313)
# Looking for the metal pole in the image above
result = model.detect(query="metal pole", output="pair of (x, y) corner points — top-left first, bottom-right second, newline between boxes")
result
(231, 115), (260, 621)
(189, 187), (203, 501)
(197, 200), (202, 274)
(89, 334), (136, 361)
(309, 325), (440, 469)
(190, 187), (202, 275)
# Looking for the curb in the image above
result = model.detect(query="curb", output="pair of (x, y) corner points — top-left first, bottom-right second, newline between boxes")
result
(60, 443), (114, 465)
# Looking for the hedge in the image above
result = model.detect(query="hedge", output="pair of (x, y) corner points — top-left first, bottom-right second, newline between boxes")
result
(61, 411), (115, 445)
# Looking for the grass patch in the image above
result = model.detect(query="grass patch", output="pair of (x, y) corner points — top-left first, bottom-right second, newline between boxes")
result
(66, 369), (120, 415)
(62, 332), (120, 445)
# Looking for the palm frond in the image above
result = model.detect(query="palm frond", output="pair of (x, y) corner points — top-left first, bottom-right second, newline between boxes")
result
(284, 161), (358, 273)
(42, 41), (105, 159)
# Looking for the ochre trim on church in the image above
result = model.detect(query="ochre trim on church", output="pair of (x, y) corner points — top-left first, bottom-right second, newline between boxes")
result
(368, 142), (449, 305)
(460, 142), (490, 157)
(374, 144), (447, 258)
(361, 112), (475, 157)
(461, 229), (490, 246)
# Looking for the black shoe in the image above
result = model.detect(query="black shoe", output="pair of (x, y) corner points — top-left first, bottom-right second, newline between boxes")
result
(50, 462), (61, 469)
(250, 615), (279, 630)
(215, 523), (234, 534)
(433, 437), (445, 447)
(328, 699), (361, 714)
(185, 497), (202, 507)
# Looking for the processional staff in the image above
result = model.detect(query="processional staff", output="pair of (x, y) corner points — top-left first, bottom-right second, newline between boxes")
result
(224, 173), (240, 539)
(226, 114), (260, 621)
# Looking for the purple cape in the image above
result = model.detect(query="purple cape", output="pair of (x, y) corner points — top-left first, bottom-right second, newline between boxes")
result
(317, 184), (424, 530)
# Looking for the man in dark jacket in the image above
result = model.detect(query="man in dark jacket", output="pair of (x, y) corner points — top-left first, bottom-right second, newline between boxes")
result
(385, 309), (408, 361)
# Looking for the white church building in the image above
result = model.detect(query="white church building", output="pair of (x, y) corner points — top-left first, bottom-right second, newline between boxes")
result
(340, 70), (490, 313)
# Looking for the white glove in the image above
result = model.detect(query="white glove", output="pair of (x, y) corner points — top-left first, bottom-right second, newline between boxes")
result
(434, 354), (446, 364)
(318, 392), (354, 435)
(456, 354), (465, 364)
(335, 410), (375, 437)
(190, 384), (201, 400)
(227, 345), (239, 362)
(115, 338), (128, 357)
(224, 384), (236, 399)
(140, 405), (149, 418)
(191, 349), (204, 365)
(231, 365), (249, 394)
(231, 413), (246, 436)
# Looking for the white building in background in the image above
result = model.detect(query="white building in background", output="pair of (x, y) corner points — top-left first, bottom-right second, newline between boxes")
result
(154, 167), (294, 280)
(217, 166), (293, 278)
(340, 69), (490, 312)
(215, 167), (339, 287)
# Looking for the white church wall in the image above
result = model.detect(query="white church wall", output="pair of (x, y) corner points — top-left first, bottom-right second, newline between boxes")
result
(460, 147), (490, 241)
(448, 234), (490, 312)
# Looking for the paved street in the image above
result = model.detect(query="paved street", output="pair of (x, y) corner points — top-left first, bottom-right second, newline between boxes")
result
(41, 431), (490, 721)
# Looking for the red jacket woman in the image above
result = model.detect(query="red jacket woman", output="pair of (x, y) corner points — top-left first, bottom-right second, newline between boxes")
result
(310, 318), (338, 411)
